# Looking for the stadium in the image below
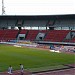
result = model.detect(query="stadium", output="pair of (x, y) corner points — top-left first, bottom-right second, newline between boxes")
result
(0, 14), (75, 75)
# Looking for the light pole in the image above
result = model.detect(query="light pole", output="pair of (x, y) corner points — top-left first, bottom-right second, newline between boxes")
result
(2, 0), (5, 15)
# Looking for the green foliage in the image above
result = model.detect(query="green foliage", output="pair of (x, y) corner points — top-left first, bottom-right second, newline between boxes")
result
(0, 44), (75, 72)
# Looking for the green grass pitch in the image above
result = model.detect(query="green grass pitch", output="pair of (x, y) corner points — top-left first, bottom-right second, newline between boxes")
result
(0, 44), (75, 72)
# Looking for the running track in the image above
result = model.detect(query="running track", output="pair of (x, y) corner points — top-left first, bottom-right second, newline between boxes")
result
(32, 68), (75, 75)
(0, 68), (75, 75)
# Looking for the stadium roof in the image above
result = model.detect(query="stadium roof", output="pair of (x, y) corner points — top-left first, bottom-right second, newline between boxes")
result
(0, 14), (75, 20)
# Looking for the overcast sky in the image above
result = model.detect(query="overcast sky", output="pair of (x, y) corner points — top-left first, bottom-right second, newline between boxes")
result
(0, 0), (75, 15)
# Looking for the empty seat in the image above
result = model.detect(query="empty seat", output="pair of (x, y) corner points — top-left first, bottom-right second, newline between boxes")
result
(44, 30), (70, 42)
(25, 30), (39, 41)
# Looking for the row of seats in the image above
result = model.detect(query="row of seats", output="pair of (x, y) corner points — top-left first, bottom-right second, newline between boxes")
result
(19, 30), (70, 42)
(0, 30), (18, 41)
(0, 29), (75, 42)
(44, 30), (70, 42)
(25, 30), (39, 41)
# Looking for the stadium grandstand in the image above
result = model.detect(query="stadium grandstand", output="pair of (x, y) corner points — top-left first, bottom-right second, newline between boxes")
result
(0, 14), (75, 43)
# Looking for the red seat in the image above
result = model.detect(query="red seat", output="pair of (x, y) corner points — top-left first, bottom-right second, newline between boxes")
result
(44, 30), (70, 42)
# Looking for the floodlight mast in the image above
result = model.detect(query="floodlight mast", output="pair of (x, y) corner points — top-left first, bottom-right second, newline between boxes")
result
(2, 0), (5, 15)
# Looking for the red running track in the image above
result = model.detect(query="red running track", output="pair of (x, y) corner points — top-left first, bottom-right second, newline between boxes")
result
(32, 68), (75, 75)
(0, 68), (75, 75)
